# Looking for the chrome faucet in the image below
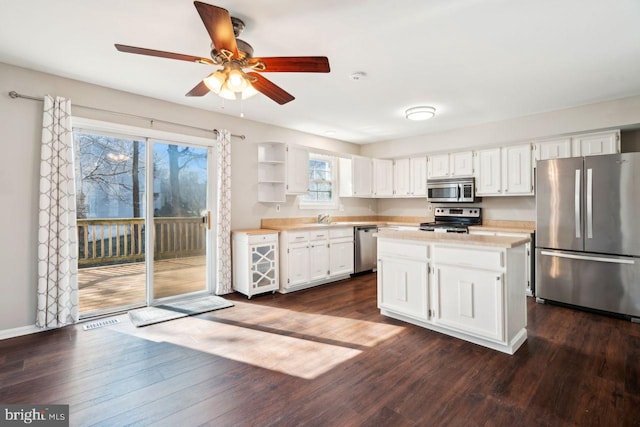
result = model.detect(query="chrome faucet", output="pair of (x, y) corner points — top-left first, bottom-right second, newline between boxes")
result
(317, 213), (331, 224)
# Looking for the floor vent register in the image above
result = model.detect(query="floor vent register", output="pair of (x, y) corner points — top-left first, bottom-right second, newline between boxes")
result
(82, 318), (120, 330)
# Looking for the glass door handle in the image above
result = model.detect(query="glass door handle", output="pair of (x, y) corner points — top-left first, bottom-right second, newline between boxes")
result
(202, 211), (212, 230)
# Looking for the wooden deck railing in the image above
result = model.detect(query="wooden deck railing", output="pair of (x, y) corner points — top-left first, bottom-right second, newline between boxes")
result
(77, 217), (206, 267)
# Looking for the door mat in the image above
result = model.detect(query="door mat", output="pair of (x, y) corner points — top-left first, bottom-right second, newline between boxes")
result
(128, 295), (234, 327)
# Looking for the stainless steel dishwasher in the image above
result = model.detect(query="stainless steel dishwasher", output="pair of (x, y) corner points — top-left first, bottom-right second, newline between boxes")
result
(354, 225), (378, 274)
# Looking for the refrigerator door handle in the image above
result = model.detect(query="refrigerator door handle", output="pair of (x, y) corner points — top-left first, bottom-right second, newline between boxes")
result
(586, 168), (593, 239)
(574, 169), (581, 239)
(540, 250), (635, 265)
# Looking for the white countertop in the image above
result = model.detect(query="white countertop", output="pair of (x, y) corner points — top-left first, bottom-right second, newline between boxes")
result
(376, 228), (530, 248)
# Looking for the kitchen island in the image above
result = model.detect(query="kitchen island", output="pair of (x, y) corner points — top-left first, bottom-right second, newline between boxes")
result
(376, 228), (530, 355)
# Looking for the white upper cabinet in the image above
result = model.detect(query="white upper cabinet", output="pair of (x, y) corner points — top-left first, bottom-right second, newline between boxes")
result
(410, 156), (428, 196)
(338, 157), (353, 197)
(534, 130), (620, 162)
(427, 154), (450, 179)
(501, 144), (533, 195)
(572, 130), (620, 157)
(474, 148), (502, 195)
(428, 151), (473, 179)
(286, 145), (310, 194)
(475, 145), (533, 196)
(534, 137), (572, 161)
(393, 158), (411, 197)
(449, 151), (474, 177)
(352, 156), (372, 197)
(372, 159), (394, 197)
(391, 156), (427, 198)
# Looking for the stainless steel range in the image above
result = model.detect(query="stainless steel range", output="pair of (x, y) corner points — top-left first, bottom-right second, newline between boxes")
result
(420, 207), (482, 233)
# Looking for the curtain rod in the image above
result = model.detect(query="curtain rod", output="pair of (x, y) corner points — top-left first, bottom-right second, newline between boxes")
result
(8, 91), (245, 140)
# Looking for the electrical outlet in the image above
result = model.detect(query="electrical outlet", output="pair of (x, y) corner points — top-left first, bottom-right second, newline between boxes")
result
(427, 204), (433, 212)
(275, 204), (281, 212)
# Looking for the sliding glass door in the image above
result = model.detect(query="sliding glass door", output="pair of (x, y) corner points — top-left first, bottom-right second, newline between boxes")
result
(73, 124), (215, 316)
(74, 131), (147, 315)
(150, 141), (212, 303)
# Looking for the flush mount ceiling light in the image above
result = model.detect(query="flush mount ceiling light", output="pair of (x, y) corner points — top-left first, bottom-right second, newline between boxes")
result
(405, 106), (436, 121)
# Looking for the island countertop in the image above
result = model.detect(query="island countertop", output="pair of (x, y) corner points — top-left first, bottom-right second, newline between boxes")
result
(376, 228), (531, 248)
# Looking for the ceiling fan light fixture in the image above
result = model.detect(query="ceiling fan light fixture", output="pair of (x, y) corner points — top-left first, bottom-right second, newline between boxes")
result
(239, 84), (259, 100)
(218, 87), (238, 100)
(204, 70), (226, 93)
(226, 68), (248, 91)
(405, 106), (436, 121)
(116, 2), (330, 106)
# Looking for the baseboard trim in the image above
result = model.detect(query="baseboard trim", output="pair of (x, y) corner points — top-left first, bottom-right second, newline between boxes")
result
(0, 324), (48, 341)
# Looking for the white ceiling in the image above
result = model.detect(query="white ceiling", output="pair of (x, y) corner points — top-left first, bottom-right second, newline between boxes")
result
(2, 0), (640, 144)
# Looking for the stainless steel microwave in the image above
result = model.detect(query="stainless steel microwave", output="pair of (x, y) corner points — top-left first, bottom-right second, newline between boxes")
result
(427, 177), (475, 203)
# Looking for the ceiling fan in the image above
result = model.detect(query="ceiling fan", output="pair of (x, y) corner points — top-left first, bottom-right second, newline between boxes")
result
(115, 1), (330, 105)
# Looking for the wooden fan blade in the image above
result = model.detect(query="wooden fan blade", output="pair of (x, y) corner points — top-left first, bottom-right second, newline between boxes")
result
(115, 44), (214, 65)
(194, 1), (238, 58)
(247, 72), (295, 105)
(249, 57), (330, 73)
(186, 80), (211, 97)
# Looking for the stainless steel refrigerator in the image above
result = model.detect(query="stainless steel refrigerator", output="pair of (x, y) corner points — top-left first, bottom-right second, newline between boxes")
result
(536, 153), (640, 319)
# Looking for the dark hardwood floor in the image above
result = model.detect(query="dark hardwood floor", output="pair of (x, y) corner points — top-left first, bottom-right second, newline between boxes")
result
(1, 273), (639, 426)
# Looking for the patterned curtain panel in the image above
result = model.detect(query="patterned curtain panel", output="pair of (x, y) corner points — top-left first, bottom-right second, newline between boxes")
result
(36, 95), (79, 328)
(215, 129), (232, 294)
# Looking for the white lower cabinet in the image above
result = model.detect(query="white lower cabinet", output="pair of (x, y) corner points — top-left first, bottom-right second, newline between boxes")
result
(377, 235), (528, 355)
(287, 241), (310, 287)
(280, 227), (354, 293)
(232, 231), (279, 298)
(433, 265), (504, 342)
(378, 255), (429, 321)
(377, 239), (430, 321)
(469, 229), (533, 296)
(329, 239), (354, 276)
(309, 240), (330, 282)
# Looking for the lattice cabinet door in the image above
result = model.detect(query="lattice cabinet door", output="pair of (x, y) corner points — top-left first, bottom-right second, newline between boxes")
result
(251, 243), (278, 291)
(232, 231), (279, 298)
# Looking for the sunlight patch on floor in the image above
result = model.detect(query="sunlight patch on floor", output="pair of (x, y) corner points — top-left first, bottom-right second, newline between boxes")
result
(110, 315), (361, 379)
(107, 301), (404, 380)
(211, 300), (405, 348)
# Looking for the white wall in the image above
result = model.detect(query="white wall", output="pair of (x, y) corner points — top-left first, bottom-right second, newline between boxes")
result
(0, 62), (368, 331)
